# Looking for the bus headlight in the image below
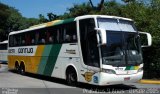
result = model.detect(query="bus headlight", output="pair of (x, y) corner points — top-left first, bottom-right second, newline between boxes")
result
(138, 67), (143, 72)
(101, 68), (116, 74)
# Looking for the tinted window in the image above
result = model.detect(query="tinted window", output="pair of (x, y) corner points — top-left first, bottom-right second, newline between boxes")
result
(9, 21), (77, 47)
(101, 31), (123, 57)
(61, 22), (77, 43)
(0, 44), (7, 50)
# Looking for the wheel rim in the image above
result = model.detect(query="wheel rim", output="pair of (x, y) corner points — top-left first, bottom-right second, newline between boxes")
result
(21, 68), (24, 73)
(70, 73), (76, 82)
(20, 66), (25, 75)
(67, 71), (77, 85)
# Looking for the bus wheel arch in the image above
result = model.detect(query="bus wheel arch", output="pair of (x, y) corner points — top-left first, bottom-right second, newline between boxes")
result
(65, 65), (78, 86)
(19, 61), (25, 75)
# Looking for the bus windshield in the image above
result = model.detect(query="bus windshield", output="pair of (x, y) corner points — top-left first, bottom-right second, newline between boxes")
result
(97, 18), (137, 32)
(97, 18), (142, 66)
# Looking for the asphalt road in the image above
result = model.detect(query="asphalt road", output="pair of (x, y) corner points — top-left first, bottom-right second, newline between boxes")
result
(0, 64), (160, 94)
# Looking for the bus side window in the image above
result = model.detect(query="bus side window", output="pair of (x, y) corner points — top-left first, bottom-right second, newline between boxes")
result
(72, 34), (77, 42)
(35, 32), (40, 44)
(63, 22), (77, 43)
(49, 27), (58, 44)
(49, 36), (53, 43)
(46, 30), (53, 44)
(31, 31), (35, 45)
(39, 29), (46, 44)
(19, 33), (25, 46)
(25, 33), (31, 45)
(9, 35), (14, 47)
(14, 35), (18, 46)
(57, 29), (60, 43)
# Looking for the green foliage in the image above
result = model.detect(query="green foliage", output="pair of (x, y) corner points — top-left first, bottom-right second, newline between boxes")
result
(62, 3), (94, 18)
(101, 1), (123, 16)
(38, 14), (48, 23)
(0, 2), (40, 41)
(6, 7), (23, 32)
(0, 3), (10, 40)
(0, 3), (10, 27)
(47, 13), (59, 21)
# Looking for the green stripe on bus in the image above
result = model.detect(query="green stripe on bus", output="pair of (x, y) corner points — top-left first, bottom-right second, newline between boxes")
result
(125, 66), (135, 70)
(53, 18), (75, 26)
(62, 18), (75, 24)
(37, 45), (52, 74)
(125, 66), (131, 70)
(43, 44), (62, 76)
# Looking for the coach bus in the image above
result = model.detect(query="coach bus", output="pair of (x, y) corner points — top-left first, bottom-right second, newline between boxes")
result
(0, 40), (8, 63)
(8, 15), (152, 86)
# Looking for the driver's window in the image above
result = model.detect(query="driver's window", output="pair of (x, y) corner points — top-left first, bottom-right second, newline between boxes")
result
(87, 31), (100, 67)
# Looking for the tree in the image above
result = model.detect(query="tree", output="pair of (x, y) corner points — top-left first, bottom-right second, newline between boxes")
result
(101, 0), (122, 16)
(39, 14), (48, 23)
(89, 0), (94, 8)
(98, 0), (105, 11)
(122, 0), (136, 3)
(0, 2), (40, 41)
(47, 13), (59, 21)
(88, 0), (105, 11)
(62, 3), (93, 18)
(6, 7), (23, 32)
(18, 17), (40, 30)
(0, 3), (10, 41)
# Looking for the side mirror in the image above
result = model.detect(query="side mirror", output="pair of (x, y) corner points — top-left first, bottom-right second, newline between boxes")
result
(139, 32), (152, 47)
(95, 28), (106, 45)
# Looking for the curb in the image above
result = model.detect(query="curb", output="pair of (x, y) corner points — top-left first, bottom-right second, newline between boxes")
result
(139, 80), (160, 84)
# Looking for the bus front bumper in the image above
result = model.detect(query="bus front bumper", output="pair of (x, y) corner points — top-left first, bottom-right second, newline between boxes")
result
(98, 71), (143, 86)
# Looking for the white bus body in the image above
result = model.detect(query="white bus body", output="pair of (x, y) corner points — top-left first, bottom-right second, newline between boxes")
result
(0, 40), (8, 63)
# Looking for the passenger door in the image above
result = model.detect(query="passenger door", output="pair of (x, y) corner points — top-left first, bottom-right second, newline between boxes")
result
(79, 18), (100, 83)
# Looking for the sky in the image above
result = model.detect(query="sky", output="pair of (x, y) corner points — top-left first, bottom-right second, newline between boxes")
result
(0, 0), (122, 18)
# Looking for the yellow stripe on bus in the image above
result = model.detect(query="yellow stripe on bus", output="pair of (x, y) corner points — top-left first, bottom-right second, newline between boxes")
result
(46, 20), (61, 27)
(32, 45), (45, 73)
(8, 45), (45, 74)
(134, 66), (139, 70)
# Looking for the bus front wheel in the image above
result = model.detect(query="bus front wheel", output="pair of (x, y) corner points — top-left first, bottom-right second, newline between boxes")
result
(66, 67), (77, 86)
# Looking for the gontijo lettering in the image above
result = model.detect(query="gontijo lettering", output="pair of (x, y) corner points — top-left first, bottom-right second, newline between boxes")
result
(18, 48), (33, 53)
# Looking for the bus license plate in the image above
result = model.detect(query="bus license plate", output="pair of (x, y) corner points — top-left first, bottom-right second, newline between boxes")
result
(124, 77), (130, 81)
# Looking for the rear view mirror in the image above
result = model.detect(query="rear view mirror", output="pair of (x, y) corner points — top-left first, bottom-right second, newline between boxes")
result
(139, 32), (152, 47)
(95, 28), (106, 45)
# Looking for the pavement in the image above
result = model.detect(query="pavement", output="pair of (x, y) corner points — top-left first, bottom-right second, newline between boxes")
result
(1, 63), (160, 85)
(0, 64), (160, 94)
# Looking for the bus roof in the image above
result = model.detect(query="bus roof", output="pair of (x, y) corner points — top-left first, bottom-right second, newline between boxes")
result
(0, 40), (8, 44)
(9, 18), (75, 35)
(9, 15), (133, 35)
(75, 15), (133, 21)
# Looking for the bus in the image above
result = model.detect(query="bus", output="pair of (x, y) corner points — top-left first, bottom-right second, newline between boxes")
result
(0, 40), (8, 63)
(8, 15), (152, 86)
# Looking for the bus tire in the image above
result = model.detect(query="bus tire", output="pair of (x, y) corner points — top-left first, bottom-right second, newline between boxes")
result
(15, 62), (19, 73)
(20, 63), (25, 75)
(66, 67), (77, 86)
